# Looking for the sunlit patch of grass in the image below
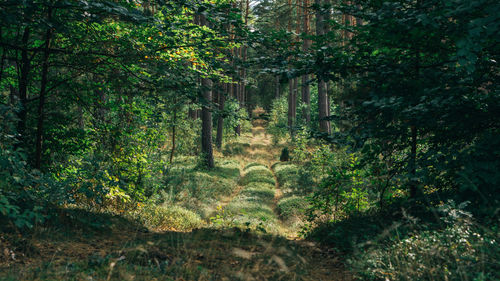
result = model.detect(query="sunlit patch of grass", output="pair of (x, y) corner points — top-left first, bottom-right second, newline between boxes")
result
(239, 168), (276, 186)
(135, 204), (204, 231)
(224, 198), (280, 233)
(164, 159), (241, 218)
(273, 162), (299, 189)
(277, 196), (309, 221)
(241, 186), (275, 203)
(244, 162), (267, 170)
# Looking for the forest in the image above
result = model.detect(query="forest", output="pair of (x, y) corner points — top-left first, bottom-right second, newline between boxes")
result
(0, 0), (498, 280)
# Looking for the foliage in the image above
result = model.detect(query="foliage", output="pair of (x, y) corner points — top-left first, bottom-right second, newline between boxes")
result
(267, 96), (289, 144)
(349, 201), (500, 281)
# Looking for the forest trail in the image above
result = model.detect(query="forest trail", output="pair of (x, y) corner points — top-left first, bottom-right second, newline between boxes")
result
(1, 109), (349, 281)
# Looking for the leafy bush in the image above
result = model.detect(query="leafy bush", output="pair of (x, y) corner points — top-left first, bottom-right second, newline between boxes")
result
(221, 98), (252, 140)
(349, 201), (500, 281)
(267, 96), (288, 144)
(0, 105), (69, 228)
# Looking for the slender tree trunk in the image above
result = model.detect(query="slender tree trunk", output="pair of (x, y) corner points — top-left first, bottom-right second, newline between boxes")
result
(409, 126), (417, 197)
(287, 0), (297, 136)
(169, 110), (176, 164)
(315, 0), (331, 133)
(275, 76), (280, 99)
(409, 38), (421, 198)
(0, 28), (5, 85)
(216, 84), (226, 149)
(200, 14), (214, 168)
(302, 0), (311, 123)
(17, 27), (30, 147)
(288, 80), (294, 136)
(35, 7), (53, 169)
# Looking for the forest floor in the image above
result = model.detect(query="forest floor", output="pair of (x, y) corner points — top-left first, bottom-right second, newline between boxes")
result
(0, 109), (349, 280)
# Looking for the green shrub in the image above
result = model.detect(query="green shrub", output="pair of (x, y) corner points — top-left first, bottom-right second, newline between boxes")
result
(137, 204), (204, 231)
(349, 201), (500, 281)
(277, 196), (309, 220)
(267, 96), (289, 144)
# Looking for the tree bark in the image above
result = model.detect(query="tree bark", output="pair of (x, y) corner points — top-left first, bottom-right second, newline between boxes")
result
(17, 27), (30, 148)
(215, 84), (226, 149)
(200, 14), (215, 168)
(275, 76), (280, 99)
(409, 125), (417, 198)
(302, 0), (311, 123)
(169, 110), (176, 164)
(315, 0), (331, 133)
(35, 6), (53, 169)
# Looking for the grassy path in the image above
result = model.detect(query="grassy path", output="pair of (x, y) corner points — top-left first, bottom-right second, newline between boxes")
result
(0, 110), (349, 281)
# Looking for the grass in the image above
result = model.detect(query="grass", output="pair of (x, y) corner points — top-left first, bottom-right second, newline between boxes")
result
(0, 114), (353, 281)
(0, 219), (348, 280)
(163, 158), (241, 218)
(272, 162), (300, 190)
(222, 142), (251, 156)
(240, 185), (275, 203)
(277, 195), (309, 221)
(239, 165), (276, 186)
(135, 204), (204, 231)
(306, 198), (499, 281)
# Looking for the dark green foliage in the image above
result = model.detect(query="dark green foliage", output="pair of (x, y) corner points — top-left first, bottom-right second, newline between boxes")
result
(279, 147), (289, 162)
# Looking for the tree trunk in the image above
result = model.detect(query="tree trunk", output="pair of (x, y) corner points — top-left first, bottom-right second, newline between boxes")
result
(315, 0), (331, 133)
(409, 125), (417, 198)
(275, 76), (280, 99)
(170, 110), (176, 164)
(200, 14), (215, 168)
(288, 78), (297, 137)
(17, 27), (30, 148)
(216, 84), (226, 149)
(35, 6), (53, 169)
(302, 0), (311, 123)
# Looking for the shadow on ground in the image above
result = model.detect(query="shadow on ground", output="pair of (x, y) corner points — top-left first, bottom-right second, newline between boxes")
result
(1, 210), (349, 281)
